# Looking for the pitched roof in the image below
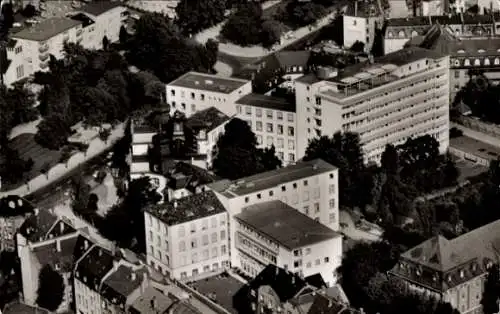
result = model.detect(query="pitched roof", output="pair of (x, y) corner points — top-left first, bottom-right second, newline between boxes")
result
(101, 265), (146, 306)
(74, 245), (115, 292)
(32, 234), (91, 272)
(80, 1), (124, 16)
(235, 201), (340, 250)
(273, 51), (312, 68)
(18, 210), (76, 243)
(186, 107), (230, 133)
(13, 17), (81, 41)
(165, 162), (219, 192)
(0, 195), (35, 217)
(3, 302), (49, 314)
(146, 190), (226, 226)
(307, 294), (359, 314)
(129, 286), (175, 314)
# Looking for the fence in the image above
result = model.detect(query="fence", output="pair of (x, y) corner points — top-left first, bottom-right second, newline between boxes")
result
(0, 123), (126, 198)
(453, 116), (500, 138)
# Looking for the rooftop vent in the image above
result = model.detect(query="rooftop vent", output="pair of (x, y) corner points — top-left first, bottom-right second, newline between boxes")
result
(206, 205), (215, 212)
(312, 164), (318, 170)
(8, 201), (15, 209)
(186, 211), (194, 217)
(205, 80), (213, 85)
(173, 201), (178, 209)
(18, 199), (23, 207)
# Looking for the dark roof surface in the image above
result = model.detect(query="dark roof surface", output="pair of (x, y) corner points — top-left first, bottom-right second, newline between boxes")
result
(307, 294), (359, 314)
(186, 107), (230, 133)
(146, 190), (226, 226)
(3, 302), (48, 314)
(19, 210), (76, 243)
(32, 234), (91, 272)
(209, 159), (337, 197)
(168, 72), (249, 94)
(102, 265), (146, 304)
(13, 17), (81, 41)
(166, 162), (219, 192)
(236, 93), (296, 112)
(235, 201), (339, 250)
(273, 51), (312, 68)
(75, 245), (115, 292)
(386, 14), (493, 27)
(80, 1), (124, 16)
(0, 195), (35, 217)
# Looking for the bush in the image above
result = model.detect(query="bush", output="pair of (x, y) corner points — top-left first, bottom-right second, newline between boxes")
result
(449, 127), (463, 138)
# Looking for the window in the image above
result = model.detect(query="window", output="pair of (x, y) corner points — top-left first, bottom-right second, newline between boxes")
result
(267, 136), (273, 146)
(282, 185), (286, 191)
(287, 113), (294, 122)
(192, 253), (198, 263)
(289, 153), (295, 162)
(314, 202), (320, 213)
(303, 180), (308, 186)
(277, 112), (283, 120)
(288, 140), (295, 150)
(313, 187), (320, 199)
(15, 46), (22, 54)
(149, 245), (154, 255)
(211, 232), (217, 243)
(212, 247), (218, 257)
(202, 235), (209, 245)
(202, 219), (208, 230)
(294, 260), (302, 268)
(269, 190), (274, 196)
(178, 241), (185, 251)
(245, 197), (249, 203)
(220, 230), (226, 240)
(171, 90), (175, 96)
(266, 110), (273, 118)
(305, 248), (311, 255)
(149, 231), (153, 241)
(329, 184), (335, 194)
(181, 103), (186, 109)
(304, 206), (309, 215)
(256, 121), (262, 131)
(329, 199), (335, 209)
(329, 213), (335, 223)
(221, 245), (227, 254)
(178, 226), (185, 237)
(454, 71), (460, 78)
(257, 193), (262, 199)
(257, 135), (263, 144)
(315, 259), (320, 265)
(190, 223), (196, 233)
(200, 94), (205, 100)
(288, 127), (294, 136)
(464, 59), (470, 66)
(277, 124), (283, 134)
(203, 249), (209, 260)
(303, 191), (309, 201)
(180, 272), (187, 279)
(324, 257), (330, 263)
(315, 97), (321, 105)
(256, 108), (262, 117)
(246, 106), (252, 115)
(237, 105), (242, 114)
(329, 173), (334, 179)
(211, 217), (217, 228)
(220, 217), (226, 226)
(16, 65), (24, 79)
(191, 239), (197, 248)
(293, 183), (297, 189)
(266, 123), (273, 133)
(191, 92), (195, 99)
(191, 104), (196, 112)
(277, 138), (284, 148)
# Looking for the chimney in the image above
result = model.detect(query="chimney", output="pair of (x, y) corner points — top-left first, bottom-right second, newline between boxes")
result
(56, 240), (61, 252)
(291, 276), (295, 285)
(355, 0), (358, 16)
(328, 299), (333, 308)
(84, 240), (89, 250)
(275, 266), (279, 276)
(131, 272), (137, 281)
(99, 249), (103, 256)
(174, 201), (178, 209)
(34, 208), (39, 215)
(150, 297), (157, 310)
(59, 221), (64, 233)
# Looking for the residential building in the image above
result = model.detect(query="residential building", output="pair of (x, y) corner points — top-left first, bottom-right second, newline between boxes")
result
(383, 14), (495, 54)
(411, 23), (500, 101)
(129, 285), (202, 314)
(185, 106), (231, 168)
(388, 218), (500, 314)
(234, 201), (342, 286)
(306, 293), (362, 314)
(144, 190), (230, 281)
(166, 72), (252, 117)
(235, 93), (297, 165)
(295, 46), (450, 164)
(343, 0), (383, 51)
(17, 209), (93, 312)
(0, 195), (35, 251)
(4, 1), (127, 86)
(164, 162), (219, 201)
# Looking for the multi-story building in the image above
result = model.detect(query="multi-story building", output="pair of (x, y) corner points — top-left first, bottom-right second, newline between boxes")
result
(233, 264), (351, 314)
(4, 1), (127, 86)
(185, 106), (231, 168)
(235, 93), (297, 165)
(234, 201), (342, 286)
(166, 72), (252, 117)
(17, 209), (93, 312)
(208, 159), (340, 272)
(413, 23), (500, 101)
(0, 195), (35, 251)
(164, 162), (219, 201)
(129, 285), (202, 314)
(389, 218), (500, 314)
(342, 0), (383, 51)
(144, 190), (230, 281)
(295, 46), (450, 164)
(384, 14), (496, 54)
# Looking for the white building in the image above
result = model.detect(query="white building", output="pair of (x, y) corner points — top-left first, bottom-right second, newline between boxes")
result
(166, 72), (252, 117)
(295, 47), (450, 164)
(4, 2), (127, 86)
(235, 93), (297, 165)
(208, 159), (340, 275)
(235, 200), (342, 286)
(144, 190), (230, 281)
(343, 1), (383, 52)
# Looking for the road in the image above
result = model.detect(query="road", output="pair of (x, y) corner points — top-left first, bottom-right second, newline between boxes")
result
(339, 210), (382, 242)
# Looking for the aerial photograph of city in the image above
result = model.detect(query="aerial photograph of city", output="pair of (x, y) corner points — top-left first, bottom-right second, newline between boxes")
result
(0, 0), (499, 313)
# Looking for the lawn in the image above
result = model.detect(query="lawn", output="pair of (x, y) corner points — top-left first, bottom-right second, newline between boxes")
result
(0, 133), (61, 191)
(190, 273), (244, 314)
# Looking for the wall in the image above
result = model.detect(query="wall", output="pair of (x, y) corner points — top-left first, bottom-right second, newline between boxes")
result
(343, 16), (367, 49)
(0, 123), (125, 198)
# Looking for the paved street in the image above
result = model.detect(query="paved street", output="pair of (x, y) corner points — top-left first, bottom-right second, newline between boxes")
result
(339, 210), (382, 242)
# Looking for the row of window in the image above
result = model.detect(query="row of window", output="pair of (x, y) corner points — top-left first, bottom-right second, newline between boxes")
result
(179, 245), (228, 266)
(177, 216), (226, 237)
(178, 231), (226, 252)
(243, 181), (335, 204)
(256, 135), (295, 150)
(452, 57), (500, 68)
(251, 121), (295, 136)
(179, 260), (230, 279)
(238, 105), (295, 122)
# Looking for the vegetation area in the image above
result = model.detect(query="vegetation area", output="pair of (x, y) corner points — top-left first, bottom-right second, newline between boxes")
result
(0, 251), (22, 309)
(36, 264), (64, 311)
(453, 74), (500, 123)
(212, 118), (282, 180)
(175, 0), (227, 36)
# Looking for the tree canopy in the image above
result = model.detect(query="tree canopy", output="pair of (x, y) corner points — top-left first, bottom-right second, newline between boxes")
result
(213, 118), (281, 180)
(482, 264), (500, 314)
(36, 264), (64, 311)
(176, 0), (227, 35)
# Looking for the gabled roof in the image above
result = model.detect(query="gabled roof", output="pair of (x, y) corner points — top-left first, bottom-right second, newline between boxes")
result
(186, 107), (230, 133)
(3, 302), (49, 314)
(101, 265), (146, 306)
(165, 162), (219, 192)
(32, 233), (91, 272)
(307, 293), (359, 314)
(18, 210), (76, 243)
(0, 195), (35, 217)
(74, 245), (115, 292)
(273, 51), (311, 69)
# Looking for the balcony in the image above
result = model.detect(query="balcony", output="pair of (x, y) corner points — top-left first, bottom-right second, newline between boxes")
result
(38, 44), (48, 53)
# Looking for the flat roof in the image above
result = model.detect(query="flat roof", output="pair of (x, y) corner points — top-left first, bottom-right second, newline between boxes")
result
(208, 159), (336, 197)
(130, 286), (175, 314)
(13, 17), (81, 41)
(146, 191), (226, 226)
(168, 72), (249, 94)
(80, 1), (124, 16)
(235, 201), (339, 250)
(236, 93), (296, 112)
(450, 135), (500, 161)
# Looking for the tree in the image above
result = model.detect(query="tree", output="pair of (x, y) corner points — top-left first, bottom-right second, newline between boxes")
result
(0, 148), (33, 184)
(304, 132), (370, 209)
(119, 25), (129, 44)
(21, 4), (36, 17)
(261, 19), (282, 49)
(35, 114), (70, 150)
(71, 175), (94, 217)
(176, 0), (227, 35)
(102, 35), (109, 51)
(281, 1), (328, 27)
(381, 144), (399, 175)
(482, 264), (500, 314)
(221, 3), (264, 46)
(36, 264), (64, 311)
(363, 273), (407, 313)
(213, 118), (281, 180)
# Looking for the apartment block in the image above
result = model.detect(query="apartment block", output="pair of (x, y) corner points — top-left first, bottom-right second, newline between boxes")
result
(208, 159), (339, 273)
(17, 209), (93, 312)
(342, 0), (383, 51)
(0, 195), (35, 251)
(235, 201), (342, 286)
(389, 218), (500, 314)
(144, 190), (230, 281)
(166, 72), (252, 117)
(4, 2), (127, 86)
(295, 47), (450, 164)
(235, 93), (297, 165)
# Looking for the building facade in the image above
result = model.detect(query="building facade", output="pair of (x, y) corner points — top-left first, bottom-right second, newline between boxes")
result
(295, 47), (450, 164)
(0, 195), (35, 251)
(235, 201), (342, 286)
(144, 191), (230, 281)
(342, 0), (383, 51)
(235, 93), (297, 165)
(166, 72), (252, 117)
